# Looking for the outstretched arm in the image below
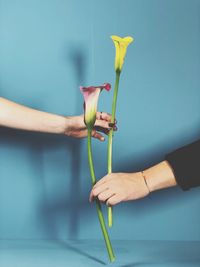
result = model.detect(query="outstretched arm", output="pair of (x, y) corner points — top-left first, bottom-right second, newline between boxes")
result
(0, 97), (113, 141)
(90, 160), (176, 205)
(90, 139), (200, 205)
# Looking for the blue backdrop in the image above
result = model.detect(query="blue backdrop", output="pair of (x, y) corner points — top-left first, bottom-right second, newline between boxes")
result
(0, 0), (200, 241)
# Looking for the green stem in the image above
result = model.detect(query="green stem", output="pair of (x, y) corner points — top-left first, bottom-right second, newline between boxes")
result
(87, 129), (115, 262)
(107, 71), (121, 227)
(87, 129), (96, 186)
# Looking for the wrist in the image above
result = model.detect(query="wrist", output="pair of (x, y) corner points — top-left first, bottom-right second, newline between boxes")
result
(140, 171), (151, 194)
(132, 172), (151, 196)
(46, 115), (68, 135)
(63, 116), (81, 136)
(142, 161), (177, 192)
(61, 116), (73, 136)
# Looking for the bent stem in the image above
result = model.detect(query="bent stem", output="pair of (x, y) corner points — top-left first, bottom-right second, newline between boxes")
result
(107, 71), (121, 227)
(87, 129), (115, 262)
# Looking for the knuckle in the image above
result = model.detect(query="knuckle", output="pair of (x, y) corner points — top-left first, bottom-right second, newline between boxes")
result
(110, 198), (118, 206)
(92, 189), (98, 196)
(101, 121), (108, 128)
(98, 195), (104, 201)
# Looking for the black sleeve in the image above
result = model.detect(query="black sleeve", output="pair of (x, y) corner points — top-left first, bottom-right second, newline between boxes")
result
(165, 139), (200, 190)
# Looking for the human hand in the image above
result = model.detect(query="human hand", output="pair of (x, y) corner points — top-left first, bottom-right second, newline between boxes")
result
(89, 172), (150, 206)
(65, 112), (116, 141)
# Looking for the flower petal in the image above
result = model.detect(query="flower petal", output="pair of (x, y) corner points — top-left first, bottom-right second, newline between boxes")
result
(80, 83), (111, 129)
(122, 36), (134, 44)
(111, 35), (134, 72)
(101, 83), (111, 91)
(111, 35), (123, 42)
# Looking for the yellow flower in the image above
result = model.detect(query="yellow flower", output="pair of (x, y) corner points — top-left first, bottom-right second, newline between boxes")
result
(111, 35), (134, 72)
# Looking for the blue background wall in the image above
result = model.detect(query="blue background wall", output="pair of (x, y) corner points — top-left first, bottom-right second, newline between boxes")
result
(0, 0), (200, 241)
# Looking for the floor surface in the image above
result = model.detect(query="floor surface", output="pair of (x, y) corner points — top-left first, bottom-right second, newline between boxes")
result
(0, 240), (199, 267)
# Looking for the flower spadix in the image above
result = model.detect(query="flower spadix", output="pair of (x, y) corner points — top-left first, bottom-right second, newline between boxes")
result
(80, 83), (111, 130)
(111, 35), (133, 73)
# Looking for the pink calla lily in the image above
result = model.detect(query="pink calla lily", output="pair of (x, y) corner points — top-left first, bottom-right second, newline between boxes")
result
(80, 83), (111, 130)
(80, 82), (115, 262)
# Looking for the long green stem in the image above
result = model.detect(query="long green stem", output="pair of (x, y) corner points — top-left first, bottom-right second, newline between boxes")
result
(107, 71), (121, 227)
(87, 129), (115, 262)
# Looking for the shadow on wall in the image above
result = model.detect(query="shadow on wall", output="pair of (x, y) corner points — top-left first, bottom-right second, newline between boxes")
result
(38, 45), (89, 239)
(0, 45), (89, 239)
(68, 45), (87, 239)
(0, 129), (93, 240)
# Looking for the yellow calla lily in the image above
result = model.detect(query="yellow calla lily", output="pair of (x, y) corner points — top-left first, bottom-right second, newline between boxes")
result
(111, 35), (134, 72)
(108, 35), (133, 228)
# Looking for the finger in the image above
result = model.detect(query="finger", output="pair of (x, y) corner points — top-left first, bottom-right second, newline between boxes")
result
(91, 130), (105, 141)
(98, 190), (115, 202)
(106, 194), (122, 206)
(89, 189), (97, 202)
(108, 123), (118, 131)
(93, 126), (110, 135)
(93, 174), (112, 189)
(95, 119), (111, 129)
(90, 183), (110, 201)
(96, 112), (112, 122)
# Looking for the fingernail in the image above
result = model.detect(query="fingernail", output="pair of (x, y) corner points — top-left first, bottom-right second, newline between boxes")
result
(109, 123), (115, 127)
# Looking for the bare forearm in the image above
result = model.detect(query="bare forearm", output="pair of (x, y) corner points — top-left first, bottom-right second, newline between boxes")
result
(0, 97), (67, 134)
(143, 160), (177, 192)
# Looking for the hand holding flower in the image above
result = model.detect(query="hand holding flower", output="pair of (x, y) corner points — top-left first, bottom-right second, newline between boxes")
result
(65, 112), (115, 140)
(90, 172), (150, 205)
(0, 97), (115, 140)
(90, 161), (177, 205)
